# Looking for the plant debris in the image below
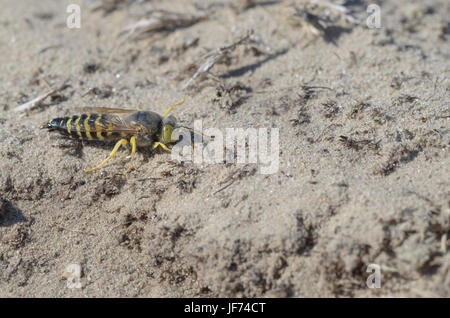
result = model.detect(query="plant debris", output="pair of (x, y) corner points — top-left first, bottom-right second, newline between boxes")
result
(214, 165), (257, 195)
(213, 82), (251, 113)
(119, 10), (207, 40)
(182, 30), (253, 90)
(14, 87), (58, 113)
(92, 0), (139, 15)
(339, 135), (380, 152)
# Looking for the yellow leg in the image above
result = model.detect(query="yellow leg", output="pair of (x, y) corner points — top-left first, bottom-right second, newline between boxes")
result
(153, 141), (171, 152)
(123, 136), (137, 174)
(162, 95), (189, 118)
(84, 138), (128, 172)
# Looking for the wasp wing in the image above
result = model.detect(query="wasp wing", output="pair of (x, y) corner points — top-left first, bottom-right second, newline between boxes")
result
(100, 115), (142, 134)
(79, 106), (137, 114)
(73, 113), (142, 134)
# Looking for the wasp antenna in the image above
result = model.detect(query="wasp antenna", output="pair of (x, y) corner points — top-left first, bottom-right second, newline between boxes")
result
(180, 125), (209, 141)
(163, 95), (189, 118)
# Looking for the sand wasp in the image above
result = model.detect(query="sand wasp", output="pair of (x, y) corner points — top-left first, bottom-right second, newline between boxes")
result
(41, 96), (192, 174)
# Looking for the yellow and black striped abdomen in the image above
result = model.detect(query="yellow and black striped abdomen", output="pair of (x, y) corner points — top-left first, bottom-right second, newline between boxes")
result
(43, 114), (119, 141)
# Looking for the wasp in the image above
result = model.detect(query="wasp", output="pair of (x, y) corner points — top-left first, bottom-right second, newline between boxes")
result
(41, 96), (190, 174)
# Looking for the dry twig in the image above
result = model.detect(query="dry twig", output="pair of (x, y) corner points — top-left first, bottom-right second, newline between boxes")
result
(13, 88), (58, 113)
(311, 0), (360, 24)
(183, 30), (253, 90)
(288, 0), (360, 25)
(92, 0), (138, 15)
(119, 9), (207, 40)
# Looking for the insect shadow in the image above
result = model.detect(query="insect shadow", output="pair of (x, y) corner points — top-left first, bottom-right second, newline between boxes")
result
(52, 134), (167, 167)
(221, 48), (289, 79)
(0, 200), (27, 227)
(324, 26), (353, 45)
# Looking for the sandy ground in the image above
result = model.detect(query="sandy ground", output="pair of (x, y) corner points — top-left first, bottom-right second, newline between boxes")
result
(0, 0), (449, 297)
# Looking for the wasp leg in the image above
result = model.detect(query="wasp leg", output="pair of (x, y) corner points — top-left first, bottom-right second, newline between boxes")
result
(153, 141), (171, 152)
(124, 136), (137, 174)
(84, 138), (128, 173)
(162, 95), (189, 118)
